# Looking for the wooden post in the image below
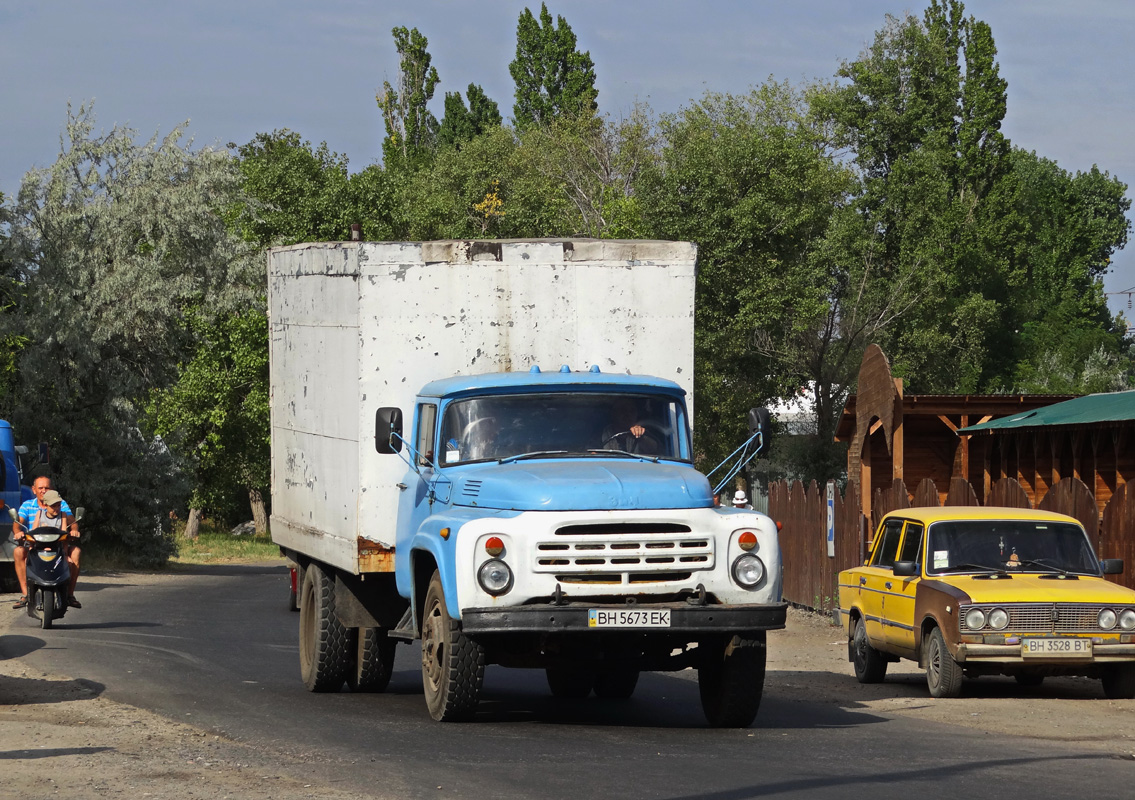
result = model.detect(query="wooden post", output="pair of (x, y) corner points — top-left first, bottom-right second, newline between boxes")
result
(892, 378), (904, 483)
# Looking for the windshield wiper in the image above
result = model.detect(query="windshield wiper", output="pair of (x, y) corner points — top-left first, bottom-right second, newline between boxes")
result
(498, 451), (569, 464)
(1016, 558), (1078, 578)
(939, 563), (1009, 576)
(586, 449), (659, 463)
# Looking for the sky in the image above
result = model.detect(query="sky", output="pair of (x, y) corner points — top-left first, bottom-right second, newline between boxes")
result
(3, 0), (1134, 316)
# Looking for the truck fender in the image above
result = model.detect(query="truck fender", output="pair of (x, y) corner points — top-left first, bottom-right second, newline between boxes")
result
(408, 537), (462, 623)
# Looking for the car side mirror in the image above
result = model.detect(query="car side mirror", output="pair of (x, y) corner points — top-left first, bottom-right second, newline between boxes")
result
(1100, 558), (1124, 575)
(893, 560), (919, 577)
(375, 407), (403, 454)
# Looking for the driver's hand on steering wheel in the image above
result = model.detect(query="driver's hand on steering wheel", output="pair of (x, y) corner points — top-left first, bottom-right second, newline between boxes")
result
(629, 424), (645, 438)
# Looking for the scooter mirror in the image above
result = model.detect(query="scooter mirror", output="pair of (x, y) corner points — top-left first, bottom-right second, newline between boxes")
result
(74, 507), (84, 521)
(6, 507), (16, 522)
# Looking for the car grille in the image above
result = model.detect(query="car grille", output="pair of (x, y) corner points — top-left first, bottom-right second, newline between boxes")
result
(959, 603), (1124, 633)
(534, 522), (713, 585)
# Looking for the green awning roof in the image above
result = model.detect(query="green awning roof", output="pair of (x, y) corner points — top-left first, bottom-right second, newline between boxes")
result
(957, 390), (1135, 434)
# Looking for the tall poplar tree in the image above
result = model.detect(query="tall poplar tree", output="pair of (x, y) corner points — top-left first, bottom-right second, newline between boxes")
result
(510, 4), (598, 129)
(377, 26), (441, 169)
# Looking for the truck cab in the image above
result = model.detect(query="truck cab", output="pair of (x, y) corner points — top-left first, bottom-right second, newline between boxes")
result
(376, 367), (786, 725)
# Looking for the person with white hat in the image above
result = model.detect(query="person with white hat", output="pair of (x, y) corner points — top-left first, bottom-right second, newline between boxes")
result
(732, 490), (752, 509)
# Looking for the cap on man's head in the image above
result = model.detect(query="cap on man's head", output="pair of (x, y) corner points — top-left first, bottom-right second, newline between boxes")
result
(733, 490), (748, 505)
(42, 490), (63, 506)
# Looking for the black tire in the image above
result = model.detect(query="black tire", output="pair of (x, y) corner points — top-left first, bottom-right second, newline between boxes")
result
(299, 564), (351, 692)
(421, 571), (485, 721)
(594, 669), (639, 699)
(546, 668), (595, 698)
(925, 626), (963, 698)
(698, 632), (766, 728)
(347, 627), (397, 693)
(1101, 665), (1135, 700)
(1014, 672), (1045, 688)
(851, 616), (888, 684)
(40, 589), (55, 630)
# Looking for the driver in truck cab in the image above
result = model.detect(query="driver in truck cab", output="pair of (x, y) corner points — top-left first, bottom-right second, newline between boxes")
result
(601, 397), (659, 454)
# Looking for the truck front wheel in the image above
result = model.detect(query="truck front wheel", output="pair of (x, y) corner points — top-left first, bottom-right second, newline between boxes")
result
(698, 632), (766, 728)
(299, 564), (350, 692)
(421, 571), (485, 721)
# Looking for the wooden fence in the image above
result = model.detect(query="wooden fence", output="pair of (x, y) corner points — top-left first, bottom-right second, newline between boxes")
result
(770, 476), (1135, 614)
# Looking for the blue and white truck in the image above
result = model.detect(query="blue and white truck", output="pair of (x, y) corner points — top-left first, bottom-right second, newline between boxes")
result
(0, 420), (37, 593)
(268, 239), (786, 726)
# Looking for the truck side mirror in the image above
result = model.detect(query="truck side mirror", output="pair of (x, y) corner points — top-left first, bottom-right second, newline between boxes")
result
(375, 407), (403, 454)
(747, 407), (772, 454)
(1101, 558), (1124, 575)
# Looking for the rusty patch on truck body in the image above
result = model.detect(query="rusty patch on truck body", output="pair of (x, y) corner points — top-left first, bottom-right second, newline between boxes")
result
(358, 539), (396, 572)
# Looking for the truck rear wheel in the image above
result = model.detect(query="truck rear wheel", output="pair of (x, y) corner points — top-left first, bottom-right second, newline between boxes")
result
(421, 571), (485, 721)
(299, 564), (350, 692)
(698, 632), (766, 728)
(594, 669), (639, 699)
(546, 668), (595, 698)
(348, 627), (397, 693)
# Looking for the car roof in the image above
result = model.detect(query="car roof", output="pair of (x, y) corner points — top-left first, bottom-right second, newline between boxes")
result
(881, 506), (1082, 526)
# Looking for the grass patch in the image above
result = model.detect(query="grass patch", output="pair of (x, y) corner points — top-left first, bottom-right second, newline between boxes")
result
(172, 522), (283, 565)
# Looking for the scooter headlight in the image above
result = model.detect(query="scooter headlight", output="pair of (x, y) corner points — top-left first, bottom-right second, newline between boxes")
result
(477, 559), (513, 596)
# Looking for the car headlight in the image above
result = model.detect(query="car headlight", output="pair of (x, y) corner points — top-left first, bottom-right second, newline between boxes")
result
(1120, 609), (1135, 631)
(477, 559), (513, 596)
(731, 554), (765, 588)
(1098, 608), (1118, 630)
(964, 608), (987, 630)
(988, 608), (1009, 630)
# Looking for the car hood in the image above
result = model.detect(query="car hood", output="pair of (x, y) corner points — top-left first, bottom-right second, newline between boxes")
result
(448, 459), (713, 511)
(941, 574), (1135, 604)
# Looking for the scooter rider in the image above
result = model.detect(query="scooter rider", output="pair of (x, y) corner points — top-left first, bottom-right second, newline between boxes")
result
(12, 476), (81, 610)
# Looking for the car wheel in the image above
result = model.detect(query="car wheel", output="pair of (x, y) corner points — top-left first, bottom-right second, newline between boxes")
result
(1101, 665), (1135, 700)
(851, 616), (887, 683)
(925, 626), (963, 698)
(421, 571), (485, 721)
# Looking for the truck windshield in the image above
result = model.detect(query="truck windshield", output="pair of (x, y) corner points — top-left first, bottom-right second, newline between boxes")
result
(925, 520), (1099, 575)
(439, 392), (688, 465)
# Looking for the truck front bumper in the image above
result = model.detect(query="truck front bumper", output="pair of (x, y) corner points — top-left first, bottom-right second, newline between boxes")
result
(460, 601), (788, 635)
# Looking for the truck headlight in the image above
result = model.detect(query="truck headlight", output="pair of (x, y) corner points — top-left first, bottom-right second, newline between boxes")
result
(731, 554), (765, 588)
(477, 559), (513, 595)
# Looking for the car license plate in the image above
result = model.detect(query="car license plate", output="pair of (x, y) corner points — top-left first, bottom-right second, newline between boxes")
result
(588, 609), (671, 628)
(1022, 638), (1092, 657)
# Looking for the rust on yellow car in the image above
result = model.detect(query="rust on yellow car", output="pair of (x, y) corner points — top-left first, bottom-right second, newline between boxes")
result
(837, 506), (1135, 699)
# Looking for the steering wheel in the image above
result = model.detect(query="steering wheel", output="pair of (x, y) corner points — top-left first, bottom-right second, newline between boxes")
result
(602, 424), (664, 454)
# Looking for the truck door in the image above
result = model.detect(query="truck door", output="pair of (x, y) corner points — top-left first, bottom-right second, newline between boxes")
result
(395, 402), (441, 559)
(883, 522), (923, 656)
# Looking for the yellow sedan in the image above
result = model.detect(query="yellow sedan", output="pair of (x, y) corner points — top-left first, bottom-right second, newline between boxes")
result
(837, 506), (1135, 698)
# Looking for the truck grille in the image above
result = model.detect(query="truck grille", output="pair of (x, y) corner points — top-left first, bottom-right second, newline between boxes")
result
(534, 522), (713, 584)
(959, 603), (1119, 633)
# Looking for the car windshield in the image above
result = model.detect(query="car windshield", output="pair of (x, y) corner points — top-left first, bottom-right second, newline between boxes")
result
(438, 392), (688, 465)
(925, 520), (1099, 575)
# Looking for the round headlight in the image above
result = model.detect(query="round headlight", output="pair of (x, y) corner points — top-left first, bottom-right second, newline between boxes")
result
(1098, 608), (1118, 630)
(964, 608), (987, 630)
(988, 608), (1010, 630)
(477, 559), (513, 595)
(1119, 609), (1135, 631)
(732, 554), (765, 588)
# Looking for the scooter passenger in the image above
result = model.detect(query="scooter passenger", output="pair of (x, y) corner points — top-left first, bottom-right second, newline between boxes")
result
(12, 477), (81, 610)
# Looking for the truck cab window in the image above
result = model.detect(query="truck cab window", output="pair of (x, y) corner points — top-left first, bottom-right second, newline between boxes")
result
(417, 403), (438, 467)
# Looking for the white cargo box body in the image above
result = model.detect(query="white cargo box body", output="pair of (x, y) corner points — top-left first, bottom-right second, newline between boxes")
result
(268, 239), (697, 575)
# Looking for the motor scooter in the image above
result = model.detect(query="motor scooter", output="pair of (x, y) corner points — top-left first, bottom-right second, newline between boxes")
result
(8, 506), (82, 629)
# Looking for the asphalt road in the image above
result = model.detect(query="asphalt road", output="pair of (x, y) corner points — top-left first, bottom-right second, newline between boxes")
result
(2, 563), (1133, 799)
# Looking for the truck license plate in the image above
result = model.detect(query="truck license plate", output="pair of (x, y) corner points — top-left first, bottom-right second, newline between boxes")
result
(588, 609), (671, 628)
(1022, 638), (1092, 657)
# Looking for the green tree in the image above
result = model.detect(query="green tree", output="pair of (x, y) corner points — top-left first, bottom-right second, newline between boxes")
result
(146, 308), (270, 532)
(3, 104), (260, 564)
(637, 84), (855, 472)
(510, 3), (598, 129)
(437, 84), (502, 150)
(377, 26), (441, 170)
